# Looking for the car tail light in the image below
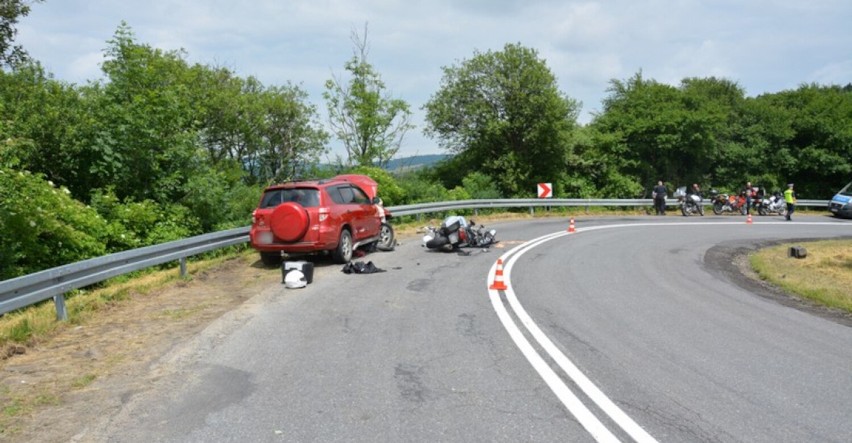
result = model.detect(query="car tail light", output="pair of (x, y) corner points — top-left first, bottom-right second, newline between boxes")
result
(319, 207), (329, 222)
(254, 211), (268, 227)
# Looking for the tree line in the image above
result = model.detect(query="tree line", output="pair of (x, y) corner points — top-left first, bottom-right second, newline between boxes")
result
(1, 11), (850, 279)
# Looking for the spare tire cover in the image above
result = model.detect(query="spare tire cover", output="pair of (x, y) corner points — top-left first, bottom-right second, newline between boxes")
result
(270, 202), (309, 242)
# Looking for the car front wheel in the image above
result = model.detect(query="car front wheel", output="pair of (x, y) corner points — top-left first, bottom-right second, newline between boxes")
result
(332, 229), (353, 264)
(377, 223), (395, 251)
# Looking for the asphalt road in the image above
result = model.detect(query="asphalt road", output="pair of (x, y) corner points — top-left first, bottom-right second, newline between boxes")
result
(94, 215), (852, 442)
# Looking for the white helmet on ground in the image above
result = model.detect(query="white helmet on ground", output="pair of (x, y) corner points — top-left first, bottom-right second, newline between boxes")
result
(284, 270), (307, 289)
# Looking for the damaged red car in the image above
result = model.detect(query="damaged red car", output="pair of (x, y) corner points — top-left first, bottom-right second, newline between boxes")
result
(250, 174), (394, 265)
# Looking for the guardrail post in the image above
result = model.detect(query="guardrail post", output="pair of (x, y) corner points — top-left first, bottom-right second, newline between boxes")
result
(179, 257), (187, 277)
(53, 294), (68, 321)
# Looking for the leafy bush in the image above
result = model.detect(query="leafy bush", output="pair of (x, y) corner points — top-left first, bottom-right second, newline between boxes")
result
(0, 168), (108, 280)
(461, 172), (502, 199)
(396, 171), (451, 204)
(346, 165), (406, 206)
(179, 163), (258, 231)
(89, 188), (200, 252)
(213, 183), (261, 230)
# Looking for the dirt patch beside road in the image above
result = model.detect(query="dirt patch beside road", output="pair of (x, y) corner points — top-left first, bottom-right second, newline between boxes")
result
(0, 253), (282, 442)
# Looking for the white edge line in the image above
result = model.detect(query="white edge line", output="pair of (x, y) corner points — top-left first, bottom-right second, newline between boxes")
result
(503, 230), (657, 443)
(488, 220), (849, 441)
(488, 265), (621, 442)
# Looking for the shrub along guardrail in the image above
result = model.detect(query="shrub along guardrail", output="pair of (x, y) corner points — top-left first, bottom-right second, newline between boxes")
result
(0, 198), (831, 320)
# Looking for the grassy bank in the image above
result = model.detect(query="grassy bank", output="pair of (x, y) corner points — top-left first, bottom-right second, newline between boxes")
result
(750, 239), (852, 313)
(0, 248), (254, 350)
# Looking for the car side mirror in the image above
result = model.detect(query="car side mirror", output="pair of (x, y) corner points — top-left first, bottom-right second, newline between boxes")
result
(371, 196), (382, 205)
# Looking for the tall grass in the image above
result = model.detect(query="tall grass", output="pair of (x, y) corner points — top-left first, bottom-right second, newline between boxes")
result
(750, 239), (852, 313)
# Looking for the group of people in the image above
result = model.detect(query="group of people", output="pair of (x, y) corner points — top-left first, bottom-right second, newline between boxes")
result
(738, 181), (798, 220)
(651, 180), (797, 220)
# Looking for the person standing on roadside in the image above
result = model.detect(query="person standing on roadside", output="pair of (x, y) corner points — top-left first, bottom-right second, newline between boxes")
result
(689, 183), (702, 198)
(652, 180), (668, 215)
(743, 181), (756, 214)
(784, 183), (797, 221)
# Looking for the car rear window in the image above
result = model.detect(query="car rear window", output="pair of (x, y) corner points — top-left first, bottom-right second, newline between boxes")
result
(259, 188), (320, 208)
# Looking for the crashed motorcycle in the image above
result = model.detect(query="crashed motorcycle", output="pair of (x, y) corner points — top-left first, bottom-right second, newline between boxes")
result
(710, 190), (747, 215)
(675, 187), (705, 216)
(422, 215), (497, 251)
(755, 191), (787, 216)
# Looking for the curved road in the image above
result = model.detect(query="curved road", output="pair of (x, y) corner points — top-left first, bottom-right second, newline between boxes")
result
(91, 216), (851, 442)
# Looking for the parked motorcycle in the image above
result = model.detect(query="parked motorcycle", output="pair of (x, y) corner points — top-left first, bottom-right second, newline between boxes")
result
(422, 215), (497, 251)
(710, 190), (747, 215)
(675, 187), (705, 216)
(755, 191), (788, 216)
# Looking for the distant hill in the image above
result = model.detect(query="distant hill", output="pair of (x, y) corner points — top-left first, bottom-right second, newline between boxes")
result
(384, 154), (450, 172)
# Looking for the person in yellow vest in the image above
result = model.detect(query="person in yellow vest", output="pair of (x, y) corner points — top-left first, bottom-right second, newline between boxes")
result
(783, 183), (797, 221)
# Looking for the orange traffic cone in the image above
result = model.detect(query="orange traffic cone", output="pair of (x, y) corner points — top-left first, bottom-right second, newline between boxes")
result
(746, 213), (753, 224)
(489, 258), (508, 290)
(567, 218), (576, 233)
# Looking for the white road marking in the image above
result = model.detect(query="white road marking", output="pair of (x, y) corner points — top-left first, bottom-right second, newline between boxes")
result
(488, 220), (848, 441)
(488, 256), (621, 442)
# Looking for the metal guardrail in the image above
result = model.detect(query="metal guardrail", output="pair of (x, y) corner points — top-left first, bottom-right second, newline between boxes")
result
(389, 198), (831, 217)
(0, 198), (832, 320)
(0, 227), (249, 319)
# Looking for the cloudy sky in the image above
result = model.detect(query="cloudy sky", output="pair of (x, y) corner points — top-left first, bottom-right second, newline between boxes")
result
(16, 0), (852, 159)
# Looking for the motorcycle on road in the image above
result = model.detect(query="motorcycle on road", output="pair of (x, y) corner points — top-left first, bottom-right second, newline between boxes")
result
(710, 190), (747, 215)
(422, 215), (497, 251)
(755, 191), (788, 216)
(675, 187), (705, 216)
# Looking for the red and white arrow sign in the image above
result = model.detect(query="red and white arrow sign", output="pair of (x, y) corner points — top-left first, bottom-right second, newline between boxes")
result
(537, 183), (552, 198)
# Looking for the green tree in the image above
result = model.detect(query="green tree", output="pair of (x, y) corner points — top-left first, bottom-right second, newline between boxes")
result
(346, 165), (405, 206)
(0, 62), (90, 195)
(324, 24), (413, 167)
(83, 23), (204, 203)
(592, 73), (747, 195)
(679, 77), (747, 190)
(0, 0), (42, 68)
(254, 83), (329, 183)
(423, 43), (580, 197)
(196, 71), (329, 185)
(762, 84), (852, 197)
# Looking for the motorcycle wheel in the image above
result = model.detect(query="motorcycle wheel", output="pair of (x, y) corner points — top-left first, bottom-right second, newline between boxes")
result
(698, 204), (705, 216)
(778, 206), (787, 216)
(425, 235), (450, 250)
(713, 202), (723, 215)
(758, 207), (767, 216)
(681, 205), (689, 217)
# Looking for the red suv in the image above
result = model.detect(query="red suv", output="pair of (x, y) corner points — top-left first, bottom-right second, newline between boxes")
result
(250, 174), (394, 265)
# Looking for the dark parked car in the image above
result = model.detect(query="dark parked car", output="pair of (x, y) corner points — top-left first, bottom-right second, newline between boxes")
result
(250, 175), (394, 265)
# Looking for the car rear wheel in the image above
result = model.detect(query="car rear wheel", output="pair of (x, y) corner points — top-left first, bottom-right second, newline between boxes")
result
(260, 251), (282, 266)
(332, 229), (353, 264)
